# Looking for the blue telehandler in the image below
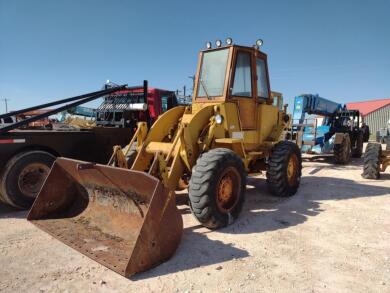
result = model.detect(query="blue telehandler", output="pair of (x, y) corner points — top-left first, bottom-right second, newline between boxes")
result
(291, 94), (365, 164)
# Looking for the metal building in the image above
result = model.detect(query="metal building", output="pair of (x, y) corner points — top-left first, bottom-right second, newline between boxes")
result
(347, 98), (390, 138)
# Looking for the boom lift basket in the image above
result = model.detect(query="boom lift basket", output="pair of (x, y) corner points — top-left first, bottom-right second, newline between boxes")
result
(27, 158), (183, 277)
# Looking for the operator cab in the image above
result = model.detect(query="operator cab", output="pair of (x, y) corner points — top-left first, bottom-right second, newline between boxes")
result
(194, 39), (270, 102)
(330, 109), (361, 133)
(193, 38), (273, 129)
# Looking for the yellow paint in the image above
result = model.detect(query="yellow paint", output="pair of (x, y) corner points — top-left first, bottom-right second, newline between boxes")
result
(257, 104), (279, 142)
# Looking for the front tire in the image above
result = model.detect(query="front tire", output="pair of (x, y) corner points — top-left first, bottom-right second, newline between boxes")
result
(334, 133), (351, 164)
(189, 148), (246, 229)
(0, 150), (56, 209)
(362, 143), (382, 179)
(266, 141), (302, 197)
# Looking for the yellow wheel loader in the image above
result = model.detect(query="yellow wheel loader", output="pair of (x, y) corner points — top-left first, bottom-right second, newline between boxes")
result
(28, 39), (302, 277)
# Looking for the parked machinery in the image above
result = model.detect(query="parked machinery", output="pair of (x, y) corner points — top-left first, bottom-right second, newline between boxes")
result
(362, 142), (390, 179)
(28, 39), (302, 277)
(65, 105), (95, 118)
(376, 118), (390, 144)
(291, 94), (365, 164)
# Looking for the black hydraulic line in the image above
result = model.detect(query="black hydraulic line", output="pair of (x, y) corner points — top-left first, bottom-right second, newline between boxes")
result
(143, 80), (148, 102)
(0, 85), (126, 133)
(115, 80), (147, 92)
(104, 82), (147, 92)
(0, 85), (126, 120)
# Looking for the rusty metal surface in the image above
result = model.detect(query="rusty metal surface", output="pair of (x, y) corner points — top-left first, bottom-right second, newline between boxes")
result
(27, 158), (183, 277)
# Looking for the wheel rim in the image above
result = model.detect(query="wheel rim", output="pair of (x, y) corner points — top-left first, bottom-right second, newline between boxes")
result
(18, 163), (50, 198)
(287, 153), (298, 186)
(216, 167), (241, 213)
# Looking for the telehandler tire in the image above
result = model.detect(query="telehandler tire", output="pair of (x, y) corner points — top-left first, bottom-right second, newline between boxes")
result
(189, 148), (246, 229)
(352, 132), (364, 158)
(362, 143), (382, 179)
(111, 143), (137, 168)
(334, 133), (351, 164)
(266, 141), (302, 197)
(0, 150), (56, 209)
(125, 142), (138, 168)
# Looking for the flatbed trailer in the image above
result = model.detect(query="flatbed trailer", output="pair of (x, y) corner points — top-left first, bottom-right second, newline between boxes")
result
(0, 85), (133, 209)
(0, 127), (133, 209)
(0, 82), (181, 209)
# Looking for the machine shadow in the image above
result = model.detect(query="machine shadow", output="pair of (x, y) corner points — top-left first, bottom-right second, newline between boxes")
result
(220, 175), (390, 235)
(0, 202), (27, 219)
(380, 173), (390, 180)
(303, 154), (364, 167)
(130, 223), (249, 281)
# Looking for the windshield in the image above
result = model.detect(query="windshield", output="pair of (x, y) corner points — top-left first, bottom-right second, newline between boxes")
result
(197, 49), (229, 98)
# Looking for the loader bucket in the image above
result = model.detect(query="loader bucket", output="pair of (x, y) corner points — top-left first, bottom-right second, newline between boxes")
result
(27, 158), (183, 277)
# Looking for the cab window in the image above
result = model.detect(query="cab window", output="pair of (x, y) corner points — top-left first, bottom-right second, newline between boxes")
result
(232, 52), (252, 97)
(256, 58), (269, 98)
(197, 49), (229, 98)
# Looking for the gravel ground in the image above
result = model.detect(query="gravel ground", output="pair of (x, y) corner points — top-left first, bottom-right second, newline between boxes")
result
(0, 153), (389, 293)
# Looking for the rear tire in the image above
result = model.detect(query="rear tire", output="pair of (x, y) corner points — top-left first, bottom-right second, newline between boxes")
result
(188, 148), (246, 229)
(266, 141), (302, 197)
(0, 150), (56, 209)
(352, 132), (364, 158)
(362, 143), (382, 179)
(334, 133), (351, 164)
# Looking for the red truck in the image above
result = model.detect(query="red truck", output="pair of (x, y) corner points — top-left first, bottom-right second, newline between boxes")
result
(95, 81), (177, 129)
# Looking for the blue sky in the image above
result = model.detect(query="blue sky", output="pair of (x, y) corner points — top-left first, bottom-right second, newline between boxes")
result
(0, 0), (389, 113)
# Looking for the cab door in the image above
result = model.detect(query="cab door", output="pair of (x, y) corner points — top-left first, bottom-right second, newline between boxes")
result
(254, 50), (270, 101)
(230, 48), (257, 130)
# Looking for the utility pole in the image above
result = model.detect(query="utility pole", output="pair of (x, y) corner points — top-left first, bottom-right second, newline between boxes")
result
(188, 75), (195, 95)
(1, 98), (9, 113)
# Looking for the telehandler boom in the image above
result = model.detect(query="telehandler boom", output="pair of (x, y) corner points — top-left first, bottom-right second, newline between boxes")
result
(28, 39), (302, 277)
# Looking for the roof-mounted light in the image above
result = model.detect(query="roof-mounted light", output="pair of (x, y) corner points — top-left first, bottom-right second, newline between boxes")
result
(226, 37), (233, 45)
(206, 41), (212, 49)
(255, 39), (263, 48)
(215, 39), (222, 47)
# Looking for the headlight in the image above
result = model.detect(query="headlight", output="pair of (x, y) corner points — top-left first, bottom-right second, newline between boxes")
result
(206, 41), (212, 49)
(226, 37), (233, 45)
(215, 114), (223, 124)
(215, 40), (222, 47)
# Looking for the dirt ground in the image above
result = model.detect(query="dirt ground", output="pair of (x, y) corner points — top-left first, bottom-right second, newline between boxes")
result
(0, 152), (389, 293)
